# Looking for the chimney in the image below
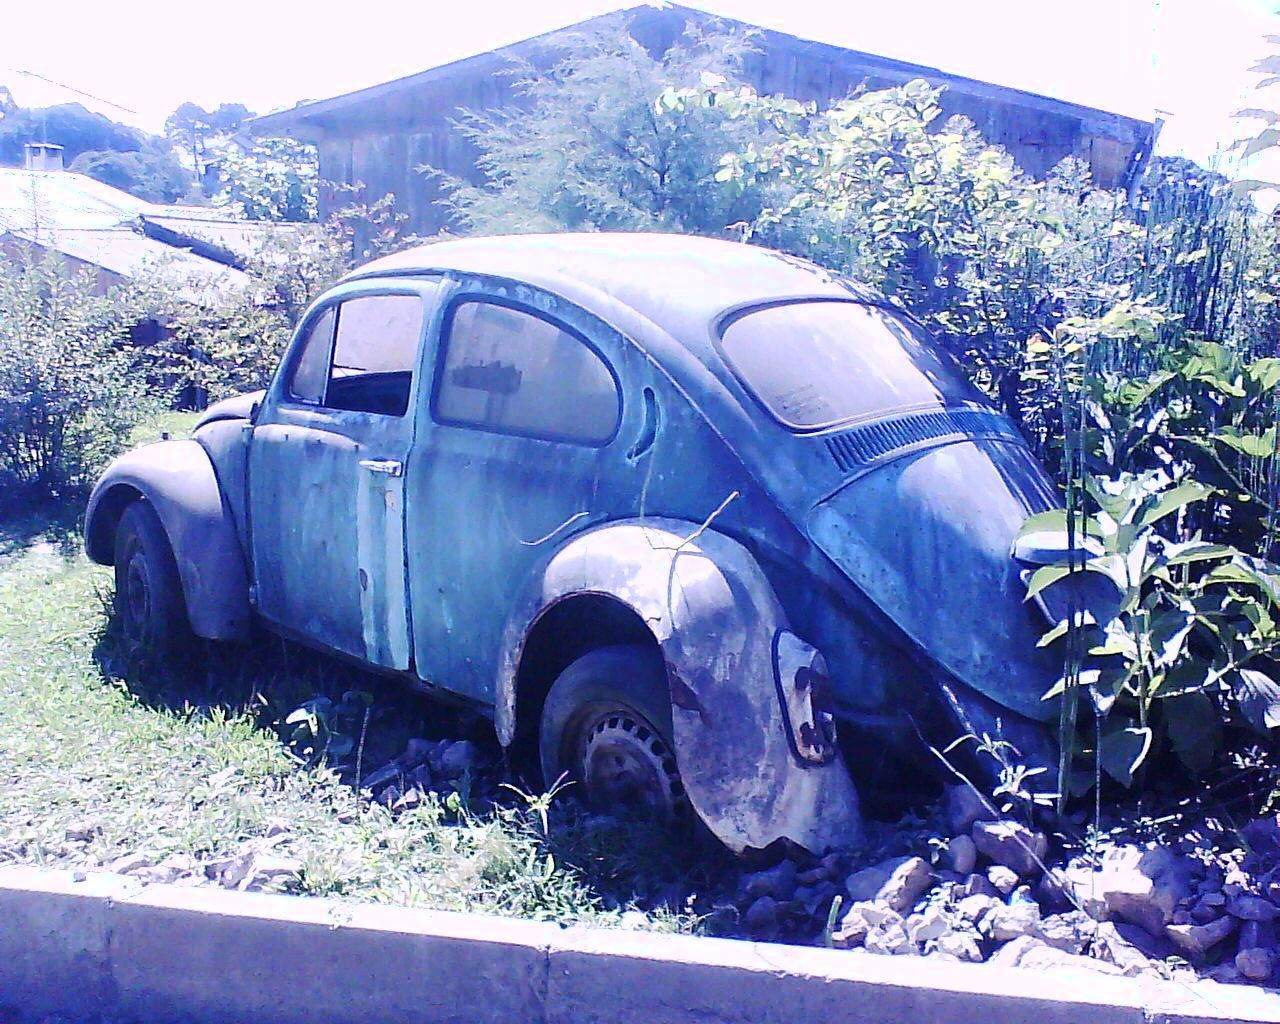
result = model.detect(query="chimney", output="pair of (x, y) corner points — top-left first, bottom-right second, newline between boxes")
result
(24, 142), (64, 172)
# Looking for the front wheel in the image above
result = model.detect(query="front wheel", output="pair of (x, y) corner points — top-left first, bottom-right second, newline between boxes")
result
(113, 499), (192, 655)
(539, 645), (690, 825)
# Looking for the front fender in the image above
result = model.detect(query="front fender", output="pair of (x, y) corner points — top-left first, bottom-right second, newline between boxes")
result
(85, 439), (251, 641)
(498, 517), (862, 854)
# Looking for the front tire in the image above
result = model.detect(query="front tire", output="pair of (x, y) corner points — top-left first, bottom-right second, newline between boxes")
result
(539, 645), (690, 824)
(113, 500), (191, 655)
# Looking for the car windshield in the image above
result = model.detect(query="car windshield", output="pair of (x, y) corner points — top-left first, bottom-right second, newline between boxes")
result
(719, 300), (980, 430)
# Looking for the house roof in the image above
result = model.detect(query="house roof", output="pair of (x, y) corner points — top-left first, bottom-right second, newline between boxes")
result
(251, 3), (1151, 138)
(0, 166), (284, 304)
(2, 226), (252, 306)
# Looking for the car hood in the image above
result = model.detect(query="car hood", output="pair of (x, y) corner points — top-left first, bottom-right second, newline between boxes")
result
(805, 437), (1062, 723)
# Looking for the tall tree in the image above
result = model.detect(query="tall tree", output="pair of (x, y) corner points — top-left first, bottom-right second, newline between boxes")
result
(433, 15), (784, 237)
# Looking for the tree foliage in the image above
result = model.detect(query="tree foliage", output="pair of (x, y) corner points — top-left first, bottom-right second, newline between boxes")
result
(0, 249), (156, 498)
(215, 137), (319, 222)
(164, 101), (253, 177)
(434, 16), (785, 236)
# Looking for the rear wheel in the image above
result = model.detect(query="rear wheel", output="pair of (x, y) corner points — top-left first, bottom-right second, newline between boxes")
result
(539, 645), (690, 825)
(113, 500), (191, 655)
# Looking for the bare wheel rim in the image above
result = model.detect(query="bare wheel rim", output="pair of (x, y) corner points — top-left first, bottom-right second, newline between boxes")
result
(578, 710), (689, 823)
(123, 547), (152, 636)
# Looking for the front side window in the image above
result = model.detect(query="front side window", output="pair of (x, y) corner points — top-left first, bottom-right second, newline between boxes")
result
(286, 307), (336, 405)
(325, 294), (424, 416)
(719, 300), (980, 431)
(434, 300), (620, 445)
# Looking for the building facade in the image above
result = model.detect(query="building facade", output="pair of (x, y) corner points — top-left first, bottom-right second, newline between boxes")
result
(250, 5), (1157, 237)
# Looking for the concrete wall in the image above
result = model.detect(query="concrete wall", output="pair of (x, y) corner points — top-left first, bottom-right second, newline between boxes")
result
(1, 865), (1276, 1024)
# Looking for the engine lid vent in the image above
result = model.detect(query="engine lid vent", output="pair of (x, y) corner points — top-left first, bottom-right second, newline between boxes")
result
(824, 408), (1022, 475)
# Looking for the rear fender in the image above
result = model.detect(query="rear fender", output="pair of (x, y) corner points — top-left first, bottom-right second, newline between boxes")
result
(85, 439), (251, 641)
(498, 517), (862, 854)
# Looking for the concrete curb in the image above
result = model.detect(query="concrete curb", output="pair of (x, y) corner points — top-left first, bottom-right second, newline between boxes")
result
(1, 865), (1278, 1024)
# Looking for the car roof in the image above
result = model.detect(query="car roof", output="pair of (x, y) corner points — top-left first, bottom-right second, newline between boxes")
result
(345, 232), (883, 352)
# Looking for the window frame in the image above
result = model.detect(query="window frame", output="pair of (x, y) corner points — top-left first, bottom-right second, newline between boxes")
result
(282, 305), (337, 407)
(429, 294), (624, 448)
(276, 286), (430, 418)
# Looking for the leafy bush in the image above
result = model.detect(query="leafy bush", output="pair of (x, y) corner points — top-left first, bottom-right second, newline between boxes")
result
(433, 15), (788, 236)
(0, 248), (158, 499)
(163, 192), (409, 401)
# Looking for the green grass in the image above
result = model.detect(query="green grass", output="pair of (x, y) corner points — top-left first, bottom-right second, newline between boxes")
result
(0, 529), (707, 929)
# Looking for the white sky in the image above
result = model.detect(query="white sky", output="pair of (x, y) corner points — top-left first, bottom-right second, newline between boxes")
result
(3, 0), (1279, 167)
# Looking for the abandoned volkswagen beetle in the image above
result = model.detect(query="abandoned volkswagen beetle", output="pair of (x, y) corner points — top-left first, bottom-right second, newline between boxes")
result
(85, 233), (1066, 854)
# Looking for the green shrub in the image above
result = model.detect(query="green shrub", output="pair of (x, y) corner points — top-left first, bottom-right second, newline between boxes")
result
(0, 247), (158, 500)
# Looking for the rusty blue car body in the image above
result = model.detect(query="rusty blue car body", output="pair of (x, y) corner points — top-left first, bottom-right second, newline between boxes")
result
(86, 233), (1063, 853)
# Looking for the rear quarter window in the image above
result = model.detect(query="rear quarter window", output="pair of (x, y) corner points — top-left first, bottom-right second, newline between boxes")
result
(433, 300), (620, 445)
(719, 300), (979, 430)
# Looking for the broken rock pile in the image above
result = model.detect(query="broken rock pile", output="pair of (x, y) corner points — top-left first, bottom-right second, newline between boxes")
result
(736, 787), (1280, 987)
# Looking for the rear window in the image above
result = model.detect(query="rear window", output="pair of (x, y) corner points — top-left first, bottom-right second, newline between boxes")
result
(719, 300), (979, 430)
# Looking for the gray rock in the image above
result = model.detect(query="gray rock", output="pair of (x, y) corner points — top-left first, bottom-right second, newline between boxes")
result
(1039, 911), (1094, 954)
(743, 860), (798, 903)
(1227, 895), (1279, 922)
(972, 820), (1049, 876)
(983, 902), (1041, 942)
(1061, 844), (1192, 935)
(797, 881), (840, 917)
(856, 900), (904, 929)
(937, 929), (984, 962)
(359, 762), (401, 791)
(1111, 920), (1175, 960)
(947, 835), (978, 875)
(1093, 922), (1152, 977)
(989, 935), (1124, 975)
(959, 872), (1000, 899)
(1236, 947), (1276, 982)
(743, 896), (779, 934)
(238, 854), (302, 892)
(831, 907), (869, 949)
(399, 737), (434, 769)
(832, 899), (901, 949)
(845, 856), (934, 914)
(945, 784), (994, 834)
(906, 907), (949, 945)
(1206, 963), (1244, 985)
(107, 852), (153, 875)
(1036, 868), (1072, 910)
(64, 821), (99, 843)
(146, 853), (198, 883)
(433, 740), (483, 779)
(865, 920), (914, 955)
(956, 894), (997, 921)
(1240, 918), (1277, 952)
(797, 865), (830, 886)
(987, 865), (1019, 895)
(1166, 915), (1237, 958)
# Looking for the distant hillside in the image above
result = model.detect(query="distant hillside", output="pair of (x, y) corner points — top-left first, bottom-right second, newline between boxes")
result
(0, 94), (193, 204)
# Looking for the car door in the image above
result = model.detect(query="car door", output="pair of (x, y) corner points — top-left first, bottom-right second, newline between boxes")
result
(248, 278), (442, 669)
(406, 282), (626, 702)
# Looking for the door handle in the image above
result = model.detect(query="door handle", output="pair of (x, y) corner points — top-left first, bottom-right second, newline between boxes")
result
(359, 458), (403, 477)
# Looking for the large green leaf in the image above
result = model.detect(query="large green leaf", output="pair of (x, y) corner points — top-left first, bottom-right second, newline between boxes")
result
(1213, 426), (1277, 459)
(1136, 480), (1213, 529)
(1098, 725), (1153, 786)
(1163, 541), (1238, 567)
(1161, 692), (1220, 773)
(1233, 668), (1280, 732)
(1016, 509), (1104, 540)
